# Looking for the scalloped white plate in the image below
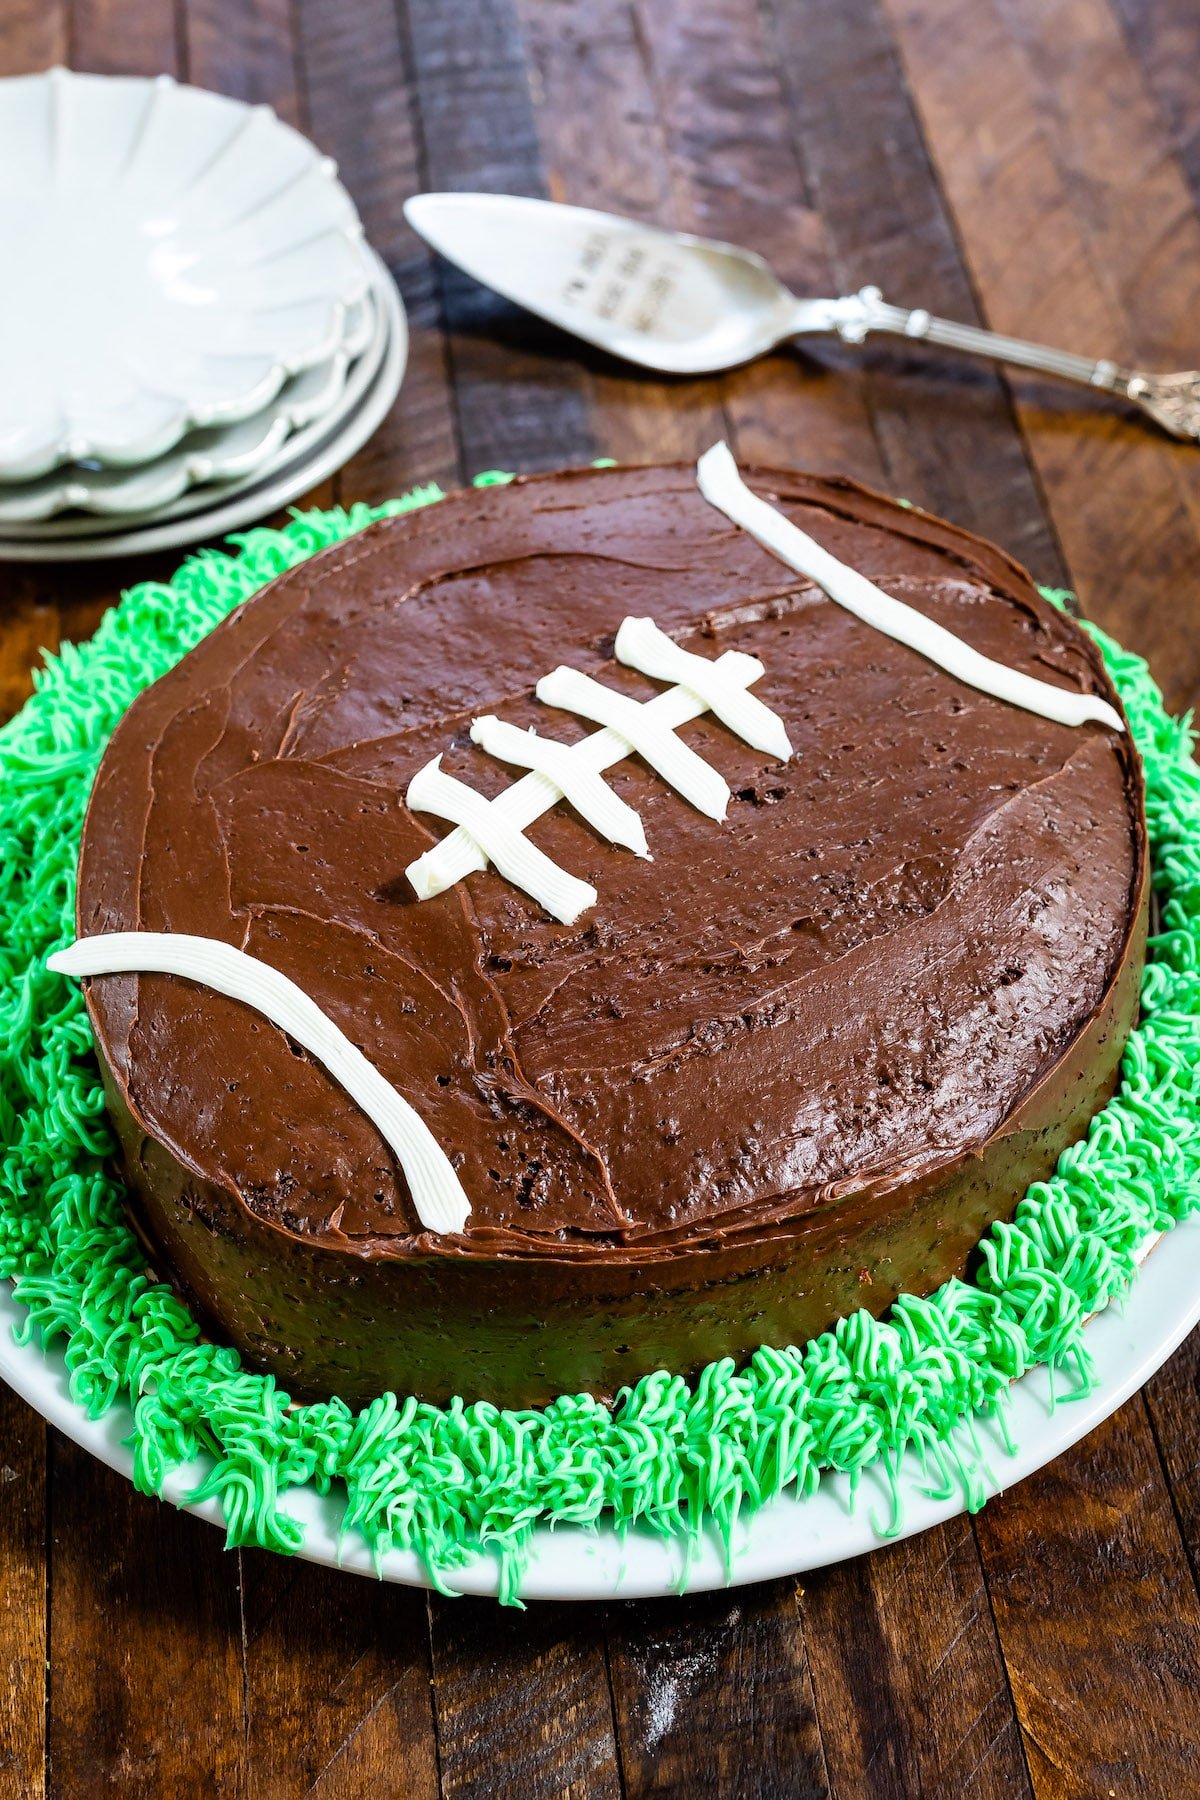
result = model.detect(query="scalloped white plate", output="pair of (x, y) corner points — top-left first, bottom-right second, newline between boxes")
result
(0, 290), (377, 525)
(0, 294), (375, 523)
(1, 1219), (1195, 1600)
(0, 263), (394, 542)
(0, 68), (374, 479)
(0, 254), (406, 562)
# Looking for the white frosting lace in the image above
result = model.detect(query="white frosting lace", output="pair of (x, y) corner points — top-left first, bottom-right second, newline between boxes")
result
(405, 623), (789, 922)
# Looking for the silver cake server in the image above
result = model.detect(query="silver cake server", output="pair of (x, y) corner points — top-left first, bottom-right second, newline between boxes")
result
(405, 192), (1200, 443)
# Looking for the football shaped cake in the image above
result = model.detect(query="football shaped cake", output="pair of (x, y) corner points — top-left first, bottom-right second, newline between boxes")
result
(67, 455), (1146, 1408)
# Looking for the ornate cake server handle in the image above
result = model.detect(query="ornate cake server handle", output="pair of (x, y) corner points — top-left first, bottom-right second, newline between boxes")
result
(404, 195), (1200, 440)
(817, 287), (1200, 442)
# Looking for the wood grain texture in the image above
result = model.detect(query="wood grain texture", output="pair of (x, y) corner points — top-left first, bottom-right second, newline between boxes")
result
(187, 0), (336, 522)
(514, 0), (728, 466)
(428, 1597), (621, 1800)
(884, 0), (1200, 712)
(632, 0), (883, 480)
(179, 14), (389, 1791)
(47, 1437), (245, 1796)
(1, 0), (1200, 1792)
(185, 0), (298, 117)
(766, 0), (1068, 582)
(240, 1555), (439, 1800)
(0, 11), (65, 1795)
(402, 0), (596, 479)
(974, 1400), (1200, 1799)
(297, 0), (461, 500)
(0, 0), (66, 73)
(0, 582), (61, 724)
(1112, 0), (1200, 214)
(800, 1523), (1031, 1799)
(70, 0), (179, 77)
(394, 15), (619, 1787)
(607, 1582), (828, 1800)
(0, 1389), (46, 1800)
(1145, 1327), (1200, 1589)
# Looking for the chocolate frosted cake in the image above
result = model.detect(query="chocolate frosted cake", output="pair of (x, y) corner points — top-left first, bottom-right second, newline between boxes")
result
(74, 462), (1147, 1408)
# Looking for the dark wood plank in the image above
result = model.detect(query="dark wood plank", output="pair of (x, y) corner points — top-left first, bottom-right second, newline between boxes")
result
(875, 16), (1200, 1793)
(0, 0), (66, 73)
(767, 0), (1067, 582)
(428, 1596), (622, 1800)
(514, 0), (727, 465)
(70, 0), (178, 76)
(296, 0), (460, 500)
(180, 7), (431, 1785)
(884, 0), (1200, 712)
(186, 0), (297, 115)
(424, 6), (1022, 1795)
(239, 1554), (440, 1799)
(630, 0), (883, 479)
(607, 1582), (828, 1800)
(423, 13), (829, 1788)
(1112, 0), (1200, 214)
(973, 1401), (1200, 1799)
(490, 26), (837, 1785)
(3, 556), (181, 678)
(608, 10), (1034, 1793)
(0, 1392), (46, 1800)
(1144, 1331), (1200, 1594)
(0, 579), (61, 723)
(800, 1524), (1032, 1799)
(47, 1435), (245, 1796)
(374, 8), (620, 1787)
(401, 0), (596, 479)
(978, 0), (1200, 374)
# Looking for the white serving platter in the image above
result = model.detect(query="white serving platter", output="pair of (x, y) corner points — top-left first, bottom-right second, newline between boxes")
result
(0, 255), (407, 562)
(0, 68), (374, 479)
(2, 1215), (1196, 1601)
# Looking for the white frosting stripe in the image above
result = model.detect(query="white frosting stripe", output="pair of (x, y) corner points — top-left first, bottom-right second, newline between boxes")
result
(536, 666), (732, 821)
(47, 933), (471, 1236)
(615, 616), (793, 761)
(407, 754), (598, 924)
(405, 649), (763, 903)
(696, 441), (1125, 735)
(470, 714), (650, 859)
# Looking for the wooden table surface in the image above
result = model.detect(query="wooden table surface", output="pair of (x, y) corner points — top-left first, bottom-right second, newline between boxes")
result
(3, 0), (1200, 1794)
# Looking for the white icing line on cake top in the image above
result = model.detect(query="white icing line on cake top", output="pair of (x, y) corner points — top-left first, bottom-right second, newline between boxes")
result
(470, 714), (651, 859)
(696, 441), (1125, 734)
(47, 932), (471, 1237)
(535, 665), (733, 821)
(407, 755), (598, 924)
(404, 645), (776, 911)
(615, 615), (793, 761)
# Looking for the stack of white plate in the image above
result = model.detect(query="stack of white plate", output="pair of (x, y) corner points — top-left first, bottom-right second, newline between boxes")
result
(0, 69), (407, 562)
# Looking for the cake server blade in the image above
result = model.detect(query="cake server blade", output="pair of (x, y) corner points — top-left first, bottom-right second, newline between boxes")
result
(403, 192), (1200, 439)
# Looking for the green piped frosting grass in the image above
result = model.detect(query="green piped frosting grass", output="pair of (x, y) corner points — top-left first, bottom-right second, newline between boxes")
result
(2, 495), (1198, 1604)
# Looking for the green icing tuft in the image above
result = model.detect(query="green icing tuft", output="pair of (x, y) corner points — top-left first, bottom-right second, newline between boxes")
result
(2, 488), (1199, 1605)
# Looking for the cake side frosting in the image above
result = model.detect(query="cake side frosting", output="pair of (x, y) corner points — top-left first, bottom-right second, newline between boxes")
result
(73, 465), (1146, 1406)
